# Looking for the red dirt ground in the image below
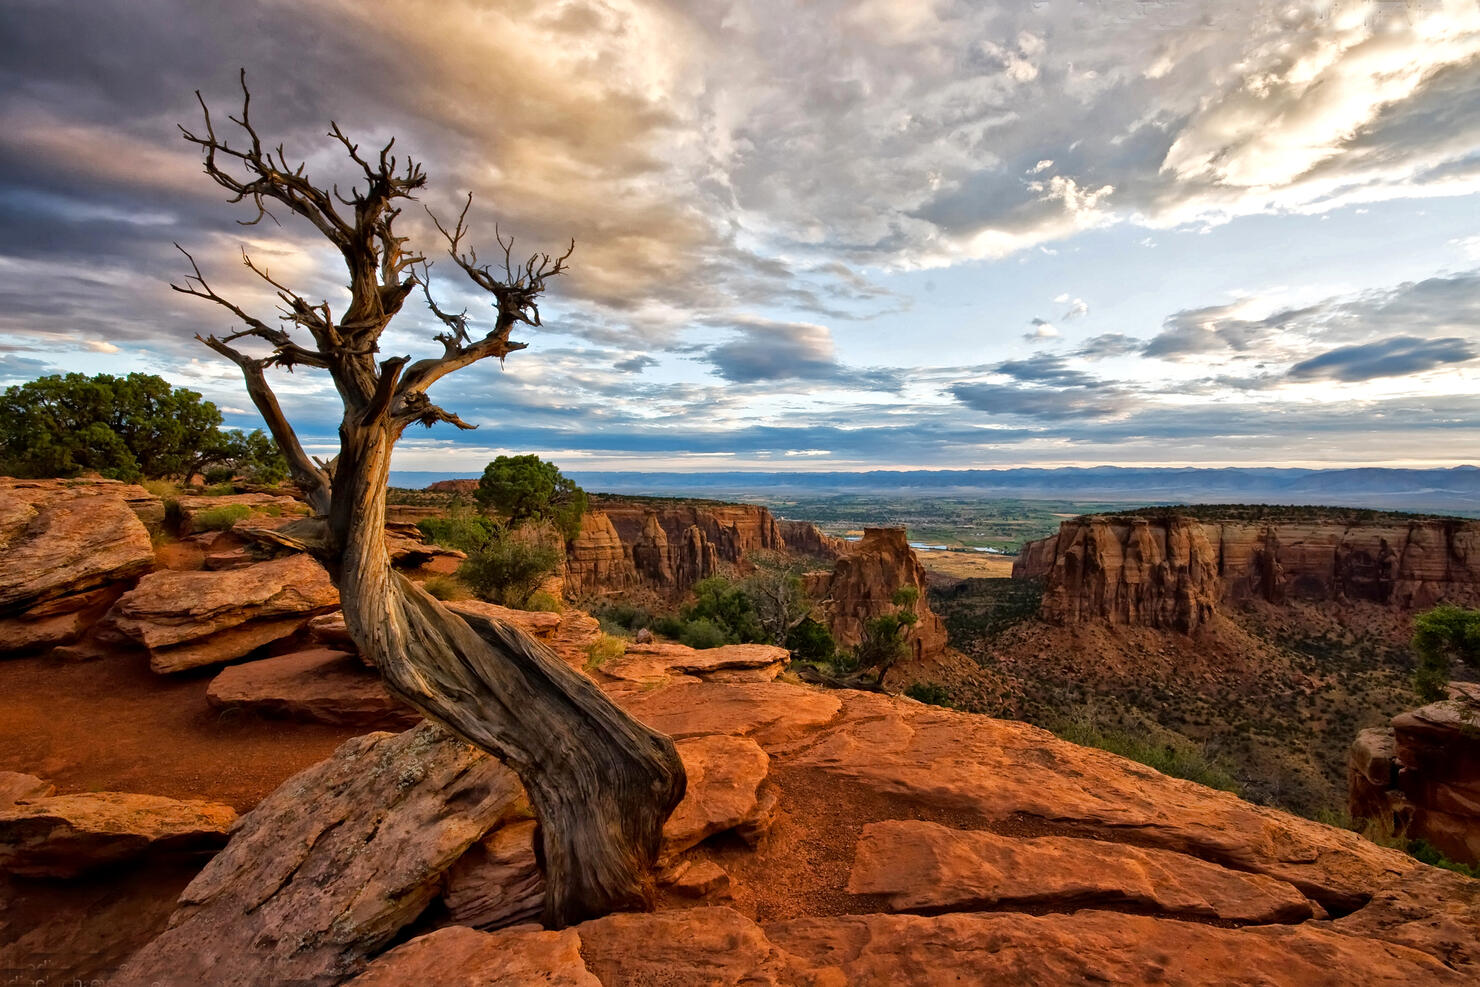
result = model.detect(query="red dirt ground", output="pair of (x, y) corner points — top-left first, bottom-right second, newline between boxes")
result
(0, 648), (363, 810)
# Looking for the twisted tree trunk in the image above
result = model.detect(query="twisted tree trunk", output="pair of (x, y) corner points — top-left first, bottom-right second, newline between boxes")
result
(175, 76), (687, 926)
(326, 423), (685, 926)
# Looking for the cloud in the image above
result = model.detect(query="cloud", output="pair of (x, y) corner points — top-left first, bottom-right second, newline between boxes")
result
(1023, 317), (1059, 341)
(1287, 335), (1478, 382)
(614, 355), (657, 373)
(1075, 334), (1143, 360)
(949, 380), (1130, 421)
(701, 318), (898, 389)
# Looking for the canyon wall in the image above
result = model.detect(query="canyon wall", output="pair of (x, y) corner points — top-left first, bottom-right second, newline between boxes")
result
(563, 501), (842, 598)
(1014, 514), (1480, 631)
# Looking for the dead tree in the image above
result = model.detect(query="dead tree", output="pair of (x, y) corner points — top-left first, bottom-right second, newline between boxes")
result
(172, 72), (685, 927)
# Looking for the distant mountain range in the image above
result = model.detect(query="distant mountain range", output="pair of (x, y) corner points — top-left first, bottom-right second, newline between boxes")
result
(388, 465), (1480, 514)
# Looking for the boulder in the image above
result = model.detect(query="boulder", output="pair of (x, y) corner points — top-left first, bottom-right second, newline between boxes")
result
(205, 648), (419, 729)
(0, 479), (156, 653)
(616, 680), (843, 749)
(0, 792), (236, 878)
(446, 599), (562, 640)
(663, 735), (774, 857)
(116, 723), (523, 986)
(104, 554), (338, 672)
(664, 859), (732, 898)
(848, 819), (1315, 924)
(171, 493), (305, 536)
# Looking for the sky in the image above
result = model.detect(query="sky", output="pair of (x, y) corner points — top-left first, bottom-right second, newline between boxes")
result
(2, 0), (1479, 474)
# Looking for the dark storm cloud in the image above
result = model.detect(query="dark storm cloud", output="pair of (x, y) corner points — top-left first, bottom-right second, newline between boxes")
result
(1287, 336), (1478, 383)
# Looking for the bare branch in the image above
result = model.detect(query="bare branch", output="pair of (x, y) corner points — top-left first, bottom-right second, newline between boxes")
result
(397, 197), (571, 399)
(171, 245), (332, 372)
(195, 333), (332, 513)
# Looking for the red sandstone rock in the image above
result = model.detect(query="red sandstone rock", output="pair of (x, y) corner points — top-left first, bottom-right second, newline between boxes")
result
(0, 479), (156, 653)
(849, 819), (1315, 923)
(1351, 689), (1480, 865)
(0, 792), (236, 878)
(577, 906), (802, 986)
(446, 599), (562, 640)
(563, 511), (640, 597)
(0, 772), (53, 806)
(1016, 514), (1480, 630)
(1034, 515), (1221, 634)
(205, 648), (419, 729)
(766, 909), (1465, 985)
(616, 680), (843, 749)
(664, 859), (732, 898)
(807, 527), (949, 661)
(779, 690), (1422, 913)
(599, 642), (789, 684)
(441, 818), (545, 930)
(348, 925), (598, 986)
(663, 735), (774, 857)
(115, 723), (523, 986)
(104, 554), (339, 672)
(171, 493), (305, 536)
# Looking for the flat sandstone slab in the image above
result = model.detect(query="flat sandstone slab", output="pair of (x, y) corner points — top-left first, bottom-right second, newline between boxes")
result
(0, 792), (236, 878)
(848, 819), (1315, 924)
(206, 647), (419, 729)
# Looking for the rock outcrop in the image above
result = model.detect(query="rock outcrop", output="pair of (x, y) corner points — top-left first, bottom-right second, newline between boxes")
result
(0, 791), (236, 878)
(97, 639), (1480, 984)
(0, 478), (158, 654)
(103, 554), (339, 672)
(1015, 512), (1480, 631)
(805, 527), (949, 661)
(1349, 683), (1480, 865)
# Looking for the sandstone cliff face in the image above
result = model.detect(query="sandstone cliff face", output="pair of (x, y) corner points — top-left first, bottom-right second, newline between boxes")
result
(1349, 683), (1480, 866)
(1032, 516), (1220, 635)
(807, 528), (949, 662)
(1015, 514), (1480, 632)
(563, 502), (840, 597)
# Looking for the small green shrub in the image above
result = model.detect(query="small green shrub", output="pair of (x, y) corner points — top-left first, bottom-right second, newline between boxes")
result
(525, 590), (563, 613)
(417, 513), (500, 553)
(422, 575), (469, 601)
(457, 530), (564, 608)
(1411, 604), (1480, 702)
(194, 504), (251, 532)
(678, 618), (730, 650)
(785, 618), (836, 664)
(905, 682), (955, 708)
(585, 633), (627, 670)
